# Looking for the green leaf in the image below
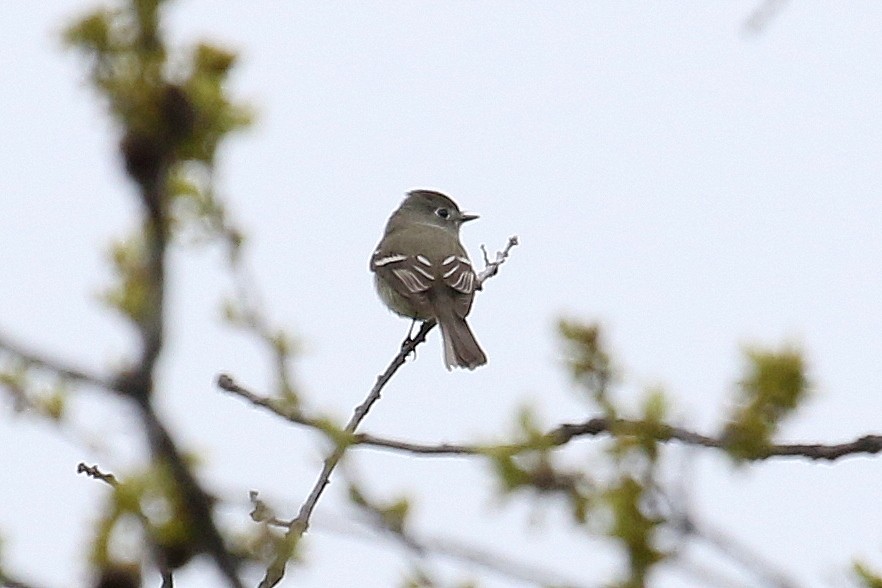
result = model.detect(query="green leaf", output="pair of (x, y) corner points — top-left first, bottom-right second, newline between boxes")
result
(603, 476), (665, 586)
(558, 319), (615, 413)
(723, 346), (809, 460)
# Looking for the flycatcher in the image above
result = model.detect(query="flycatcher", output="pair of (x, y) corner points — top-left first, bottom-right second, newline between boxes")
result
(371, 190), (487, 370)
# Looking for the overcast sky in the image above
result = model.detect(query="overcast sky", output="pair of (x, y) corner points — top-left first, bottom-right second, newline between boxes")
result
(2, 2), (882, 587)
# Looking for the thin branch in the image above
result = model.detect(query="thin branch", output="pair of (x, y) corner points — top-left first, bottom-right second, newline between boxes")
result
(225, 250), (299, 402)
(257, 321), (437, 587)
(353, 418), (882, 462)
(220, 375), (882, 463)
(683, 516), (802, 588)
(254, 236), (518, 587)
(417, 532), (592, 588)
(217, 374), (311, 426)
(552, 419), (882, 461)
(0, 331), (114, 391)
(313, 488), (594, 588)
(477, 235), (518, 285)
(742, 0), (790, 36)
(77, 462), (119, 487)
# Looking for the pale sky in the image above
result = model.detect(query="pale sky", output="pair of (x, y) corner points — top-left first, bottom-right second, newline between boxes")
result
(2, 2), (882, 587)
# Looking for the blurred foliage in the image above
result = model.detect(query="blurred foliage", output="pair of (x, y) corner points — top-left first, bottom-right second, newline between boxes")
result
(488, 407), (594, 523)
(91, 460), (199, 579)
(64, 0), (251, 328)
(231, 491), (294, 570)
(103, 232), (151, 325)
(855, 561), (882, 588)
(534, 326), (810, 584)
(222, 294), (301, 408)
(0, 2), (838, 588)
(0, 360), (67, 421)
(723, 346), (808, 460)
(484, 323), (672, 587)
(63, 1), (251, 169)
(348, 483), (412, 536)
(602, 476), (665, 588)
(601, 388), (670, 587)
(559, 319), (616, 416)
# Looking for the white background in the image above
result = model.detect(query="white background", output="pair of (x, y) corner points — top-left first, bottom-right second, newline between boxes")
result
(2, 2), (882, 587)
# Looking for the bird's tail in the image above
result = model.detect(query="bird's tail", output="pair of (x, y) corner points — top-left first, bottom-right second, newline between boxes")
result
(437, 312), (487, 370)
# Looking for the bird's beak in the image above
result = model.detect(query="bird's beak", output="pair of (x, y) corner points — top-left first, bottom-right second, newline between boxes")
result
(460, 212), (479, 223)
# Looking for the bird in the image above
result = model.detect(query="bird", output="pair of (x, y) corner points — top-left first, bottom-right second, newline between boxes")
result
(370, 189), (487, 370)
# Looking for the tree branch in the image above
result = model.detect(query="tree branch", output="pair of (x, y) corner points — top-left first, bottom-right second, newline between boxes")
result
(0, 330), (114, 391)
(354, 418), (882, 462)
(0, 576), (47, 588)
(77, 462), (119, 487)
(221, 374), (882, 463)
(683, 515), (801, 588)
(252, 236), (518, 587)
(742, 0), (790, 35)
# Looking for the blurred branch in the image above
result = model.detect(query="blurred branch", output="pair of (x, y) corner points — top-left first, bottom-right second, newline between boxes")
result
(339, 470), (592, 588)
(0, 577), (47, 588)
(139, 406), (242, 587)
(120, 123), (245, 588)
(222, 247), (300, 406)
(742, 0), (790, 35)
(679, 515), (802, 588)
(415, 532), (591, 588)
(76, 462), (180, 587)
(0, 331), (114, 391)
(359, 517), (594, 588)
(61, 2), (252, 586)
(354, 418), (882, 462)
(220, 374), (882, 463)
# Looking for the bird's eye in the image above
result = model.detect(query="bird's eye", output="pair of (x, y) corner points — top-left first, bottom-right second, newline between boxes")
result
(436, 208), (450, 219)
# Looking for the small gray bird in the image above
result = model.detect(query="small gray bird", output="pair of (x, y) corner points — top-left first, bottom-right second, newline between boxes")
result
(371, 190), (487, 370)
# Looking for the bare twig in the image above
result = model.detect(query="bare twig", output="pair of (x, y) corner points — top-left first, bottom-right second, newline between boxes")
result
(77, 462), (119, 487)
(477, 235), (519, 285)
(217, 374), (308, 425)
(255, 236), (518, 587)
(257, 321), (437, 587)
